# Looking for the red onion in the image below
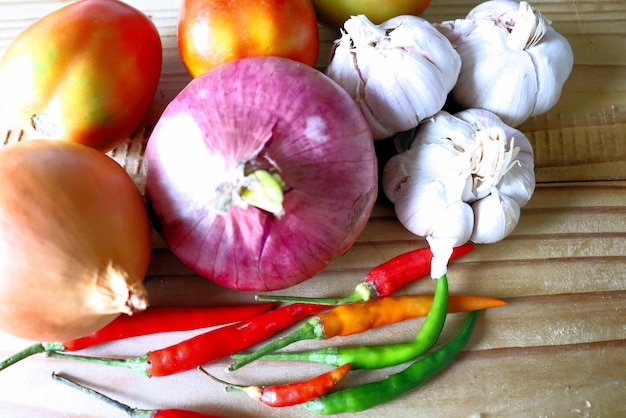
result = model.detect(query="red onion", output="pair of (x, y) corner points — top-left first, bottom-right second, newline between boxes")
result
(145, 56), (378, 291)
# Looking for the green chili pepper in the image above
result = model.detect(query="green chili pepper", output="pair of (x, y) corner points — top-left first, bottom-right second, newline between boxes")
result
(302, 310), (481, 414)
(240, 274), (451, 370)
(229, 276), (452, 372)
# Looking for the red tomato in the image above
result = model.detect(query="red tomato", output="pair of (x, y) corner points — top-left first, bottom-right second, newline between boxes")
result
(178, 0), (319, 77)
(0, 0), (162, 152)
(312, 0), (432, 28)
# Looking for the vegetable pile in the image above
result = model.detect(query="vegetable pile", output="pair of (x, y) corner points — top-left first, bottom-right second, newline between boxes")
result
(0, 0), (575, 415)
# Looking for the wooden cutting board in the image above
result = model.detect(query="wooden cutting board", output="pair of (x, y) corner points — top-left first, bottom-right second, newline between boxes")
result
(1, 1), (625, 417)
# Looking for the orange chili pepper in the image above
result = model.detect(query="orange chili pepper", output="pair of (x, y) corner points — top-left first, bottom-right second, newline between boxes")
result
(228, 291), (505, 371)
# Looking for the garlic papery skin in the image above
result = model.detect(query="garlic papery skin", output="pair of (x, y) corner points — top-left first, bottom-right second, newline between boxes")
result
(327, 14), (461, 139)
(383, 108), (535, 277)
(436, 0), (574, 127)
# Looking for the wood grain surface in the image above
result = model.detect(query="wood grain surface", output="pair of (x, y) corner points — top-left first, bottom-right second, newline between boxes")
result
(1, 1), (625, 417)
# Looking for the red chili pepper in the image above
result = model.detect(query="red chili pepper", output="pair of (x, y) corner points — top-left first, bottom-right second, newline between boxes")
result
(51, 372), (221, 417)
(65, 303), (275, 350)
(63, 302), (274, 351)
(199, 363), (352, 407)
(257, 243), (475, 305)
(46, 302), (329, 377)
(364, 243), (474, 298)
(0, 303), (275, 372)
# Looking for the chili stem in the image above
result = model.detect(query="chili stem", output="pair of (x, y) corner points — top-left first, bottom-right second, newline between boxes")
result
(47, 351), (152, 375)
(303, 310), (481, 414)
(0, 342), (64, 371)
(51, 372), (152, 417)
(256, 282), (374, 305)
(51, 372), (220, 417)
(228, 321), (320, 372)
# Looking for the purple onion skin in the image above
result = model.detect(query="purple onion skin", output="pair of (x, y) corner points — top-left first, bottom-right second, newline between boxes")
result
(145, 56), (378, 291)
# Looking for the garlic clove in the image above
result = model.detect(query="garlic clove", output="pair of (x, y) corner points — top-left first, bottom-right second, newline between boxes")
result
(341, 14), (387, 48)
(354, 47), (423, 137)
(381, 157), (404, 205)
(391, 177), (449, 237)
(387, 162), (473, 243)
(527, 28), (574, 117)
(380, 16), (461, 91)
(506, 1), (548, 51)
(498, 151), (535, 207)
(470, 187), (521, 243)
(443, 23), (539, 126)
(327, 31), (360, 97)
(416, 111), (478, 153)
(383, 113), (474, 185)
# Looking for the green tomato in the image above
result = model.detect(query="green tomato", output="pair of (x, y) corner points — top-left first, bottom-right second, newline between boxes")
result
(312, 0), (432, 28)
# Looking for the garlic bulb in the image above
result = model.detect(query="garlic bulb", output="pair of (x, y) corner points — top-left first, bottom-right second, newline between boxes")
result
(383, 108), (535, 278)
(327, 14), (461, 139)
(437, 0), (574, 127)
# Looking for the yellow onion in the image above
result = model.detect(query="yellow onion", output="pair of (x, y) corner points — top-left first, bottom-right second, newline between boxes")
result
(0, 140), (152, 342)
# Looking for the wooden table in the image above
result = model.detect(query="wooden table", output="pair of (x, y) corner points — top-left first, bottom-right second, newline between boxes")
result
(1, 1), (625, 417)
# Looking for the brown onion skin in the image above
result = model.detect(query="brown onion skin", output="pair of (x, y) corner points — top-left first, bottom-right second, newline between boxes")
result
(0, 140), (152, 342)
(145, 56), (378, 292)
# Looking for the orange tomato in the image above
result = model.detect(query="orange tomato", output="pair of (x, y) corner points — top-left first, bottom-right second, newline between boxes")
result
(312, 0), (432, 28)
(0, 0), (162, 152)
(178, 0), (319, 77)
